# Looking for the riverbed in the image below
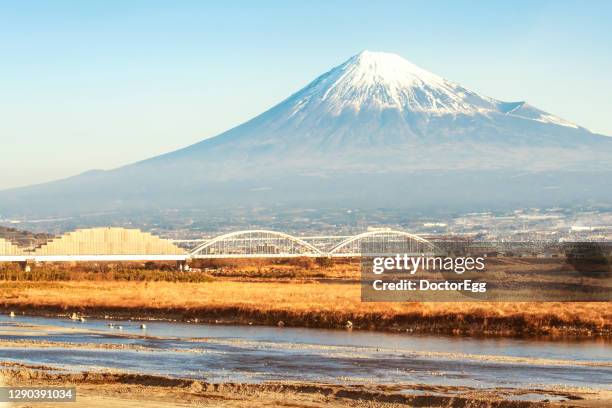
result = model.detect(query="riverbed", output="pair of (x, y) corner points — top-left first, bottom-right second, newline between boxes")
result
(1, 314), (610, 391)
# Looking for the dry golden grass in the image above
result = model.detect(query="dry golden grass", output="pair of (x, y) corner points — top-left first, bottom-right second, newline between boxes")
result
(193, 257), (358, 279)
(1, 280), (610, 338)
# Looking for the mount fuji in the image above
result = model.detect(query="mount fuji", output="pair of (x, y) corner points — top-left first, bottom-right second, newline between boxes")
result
(2, 51), (611, 216)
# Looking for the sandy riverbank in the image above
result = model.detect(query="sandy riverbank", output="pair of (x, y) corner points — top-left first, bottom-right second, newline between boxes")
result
(3, 362), (611, 408)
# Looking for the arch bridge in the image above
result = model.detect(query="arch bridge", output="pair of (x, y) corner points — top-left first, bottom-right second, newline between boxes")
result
(190, 230), (324, 258)
(327, 229), (437, 257)
(189, 229), (436, 258)
(0, 228), (436, 261)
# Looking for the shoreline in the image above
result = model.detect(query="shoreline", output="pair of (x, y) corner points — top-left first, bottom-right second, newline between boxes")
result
(3, 305), (610, 341)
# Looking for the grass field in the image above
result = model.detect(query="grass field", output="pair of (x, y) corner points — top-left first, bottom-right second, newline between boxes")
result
(1, 277), (610, 338)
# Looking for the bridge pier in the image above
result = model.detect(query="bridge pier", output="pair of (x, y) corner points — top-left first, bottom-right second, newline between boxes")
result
(176, 260), (190, 272)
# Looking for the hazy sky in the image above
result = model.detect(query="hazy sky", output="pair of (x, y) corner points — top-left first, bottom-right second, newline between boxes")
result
(1, 1), (611, 189)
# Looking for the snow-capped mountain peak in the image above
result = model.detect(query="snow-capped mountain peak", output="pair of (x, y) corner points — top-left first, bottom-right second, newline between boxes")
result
(285, 50), (581, 132)
(188, 50), (591, 155)
(290, 50), (497, 116)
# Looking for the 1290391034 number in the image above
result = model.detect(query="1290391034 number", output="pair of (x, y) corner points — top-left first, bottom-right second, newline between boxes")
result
(1, 387), (76, 402)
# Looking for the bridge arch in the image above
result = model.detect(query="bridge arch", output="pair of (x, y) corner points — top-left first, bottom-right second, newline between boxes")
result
(191, 230), (324, 258)
(328, 229), (436, 256)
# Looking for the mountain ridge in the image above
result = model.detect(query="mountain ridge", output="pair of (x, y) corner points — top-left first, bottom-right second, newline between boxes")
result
(142, 50), (603, 167)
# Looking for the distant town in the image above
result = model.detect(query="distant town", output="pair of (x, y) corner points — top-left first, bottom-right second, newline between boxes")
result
(2, 206), (611, 245)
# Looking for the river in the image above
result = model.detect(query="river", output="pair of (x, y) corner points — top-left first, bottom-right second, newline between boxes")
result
(0, 314), (610, 391)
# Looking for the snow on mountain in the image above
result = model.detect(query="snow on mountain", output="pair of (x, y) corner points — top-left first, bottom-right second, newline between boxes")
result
(158, 50), (600, 169)
(498, 101), (579, 129)
(290, 50), (498, 115)
(276, 50), (580, 129)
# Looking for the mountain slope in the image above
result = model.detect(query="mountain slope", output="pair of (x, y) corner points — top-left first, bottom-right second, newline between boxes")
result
(1, 51), (611, 216)
(145, 51), (609, 172)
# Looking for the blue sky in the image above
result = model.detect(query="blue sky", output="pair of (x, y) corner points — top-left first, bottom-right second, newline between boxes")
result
(1, 0), (611, 189)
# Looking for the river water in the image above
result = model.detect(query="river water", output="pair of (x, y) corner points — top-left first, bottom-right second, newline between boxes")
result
(0, 314), (610, 390)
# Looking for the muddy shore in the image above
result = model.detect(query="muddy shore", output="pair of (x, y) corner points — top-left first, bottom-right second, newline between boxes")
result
(3, 363), (610, 408)
(2, 304), (609, 340)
